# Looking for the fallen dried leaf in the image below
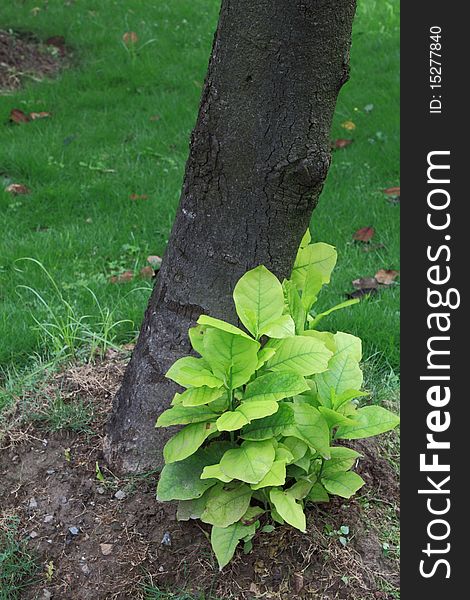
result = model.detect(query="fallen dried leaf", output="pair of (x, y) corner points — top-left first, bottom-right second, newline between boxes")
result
(100, 543), (113, 556)
(29, 111), (51, 120)
(45, 35), (66, 55)
(249, 583), (261, 596)
(140, 266), (154, 279)
(123, 31), (138, 45)
(383, 186), (400, 197)
(352, 277), (378, 290)
(109, 271), (134, 284)
(353, 226), (375, 243)
(147, 255), (162, 269)
(362, 243), (385, 253)
(341, 120), (356, 131)
(5, 183), (31, 195)
(332, 138), (353, 150)
(292, 573), (304, 593)
(149, 115), (161, 122)
(129, 193), (149, 201)
(10, 109), (30, 124)
(347, 288), (377, 299)
(375, 269), (399, 285)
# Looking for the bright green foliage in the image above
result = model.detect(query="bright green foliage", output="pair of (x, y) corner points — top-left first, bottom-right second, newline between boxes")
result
(156, 232), (399, 569)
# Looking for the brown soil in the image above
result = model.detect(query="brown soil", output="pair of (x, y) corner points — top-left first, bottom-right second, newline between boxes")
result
(0, 30), (67, 92)
(0, 356), (399, 600)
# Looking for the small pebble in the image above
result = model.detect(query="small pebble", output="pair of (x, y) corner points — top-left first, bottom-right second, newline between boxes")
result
(28, 497), (38, 510)
(81, 563), (91, 576)
(46, 468), (55, 475)
(68, 526), (79, 536)
(41, 590), (52, 600)
(161, 531), (171, 546)
(44, 515), (54, 524)
(114, 490), (126, 500)
(30, 530), (38, 539)
(158, 566), (164, 572)
(96, 486), (105, 495)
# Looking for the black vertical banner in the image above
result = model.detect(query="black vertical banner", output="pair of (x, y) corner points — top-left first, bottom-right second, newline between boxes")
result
(401, 3), (465, 597)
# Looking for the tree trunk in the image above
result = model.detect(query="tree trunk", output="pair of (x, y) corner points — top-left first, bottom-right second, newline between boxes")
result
(104, 0), (356, 473)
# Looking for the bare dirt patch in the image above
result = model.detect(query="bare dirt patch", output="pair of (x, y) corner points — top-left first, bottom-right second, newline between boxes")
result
(0, 30), (67, 92)
(0, 357), (399, 599)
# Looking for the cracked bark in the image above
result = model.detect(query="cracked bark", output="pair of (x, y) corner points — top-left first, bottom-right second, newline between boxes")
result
(104, 0), (357, 473)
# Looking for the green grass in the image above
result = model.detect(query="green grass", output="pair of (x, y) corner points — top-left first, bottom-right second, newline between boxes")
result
(143, 586), (218, 600)
(0, 515), (38, 599)
(0, 1), (399, 373)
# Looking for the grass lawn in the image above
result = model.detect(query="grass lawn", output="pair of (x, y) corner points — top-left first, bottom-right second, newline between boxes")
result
(0, 1), (399, 386)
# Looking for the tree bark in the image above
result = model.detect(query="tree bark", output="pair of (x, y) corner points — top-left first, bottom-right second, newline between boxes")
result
(104, 0), (356, 473)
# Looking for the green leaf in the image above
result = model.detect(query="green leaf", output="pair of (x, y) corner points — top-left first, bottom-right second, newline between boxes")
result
(171, 392), (183, 406)
(301, 330), (336, 353)
(256, 347), (276, 370)
(216, 411), (249, 432)
(156, 404), (219, 427)
(177, 494), (209, 521)
(299, 228), (311, 249)
(158, 442), (232, 501)
(265, 336), (332, 376)
(306, 483), (330, 503)
(188, 325), (206, 355)
(241, 402), (294, 441)
(201, 483), (252, 527)
(166, 356), (223, 388)
(281, 437), (308, 462)
(203, 328), (260, 388)
(301, 265), (323, 311)
(241, 505), (264, 525)
(309, 298), (359, 329)
(237, 400), (279, 421)
(220, 440), (275, 484)
(315, 332), (363, 405)
(157, 451), (218, 501)
(331, 389), (369, 411)
(251, 460), (286, 490)
(211, 521), (257, 570)
(322, 471), (365, 499)
(179, 386), (226, 407)
(292, 242), (337, 288)
(274, 445), (295, 464)
(286, 479), (314, 500)
(244, 372), (309, 403)
(271, 509), (285, 525)
(269, 489), (306, 532)
(163, 421), (218, 463)
(201, 464), (233, 483)
(292, 454), (311, 473)
(334, 331), (362, 361)
(197, 315), (252, 339)
(322, 447), (360, 476)
(259, 314), (296, 338)
(335, 406), (400, 439)
(233, 265), (285, 338)
(317, 406), (358, 429)
(283, 280), (306, 335)
(290, 403), (330, 458)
